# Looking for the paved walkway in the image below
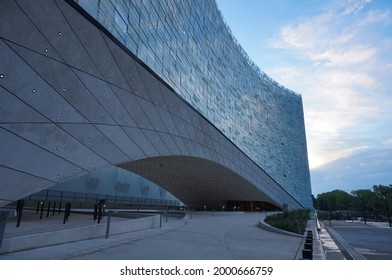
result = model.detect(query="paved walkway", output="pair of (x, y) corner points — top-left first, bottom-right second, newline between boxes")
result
(0, 210), (327, 260)
(318, 221), (346, 260)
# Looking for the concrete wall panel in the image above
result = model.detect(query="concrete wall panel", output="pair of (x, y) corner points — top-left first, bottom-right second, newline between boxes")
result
(0, 128), (82, 183)
(156, 108), (179, 136)
(171, 135), (189, 156)
(107, 86), (140, 128)
(137, 98), (169, 133)
(1, 41), (88, 124)
(138, 69), (169, 110)
(194, 127), (209, 149)
(170, 114), (191, 140)
(119, 93), (154, 130)
(178, 106), (192, 124)
(186, 110), (202, 132)
(10, 44), (116, 125)
(157, 132), (181, 156)
(122, 127), (159, 158)
(142, 129), (171, 156)
(16, 0), (102, 78)
(102, 36), (146, 97)
(57, 0), (131, 90)
(58, 123), (126, 165)
(74, 70), (136, 127)
(0, 0), (62, 61)
(183, 123), (197, 144)
(0, 87), (47, 123)
(161, 88), (184, 118)
(96, 124), (145, 160)
(132, 64), (159, 103)
(180, 138), (197, 156)
(102, 34), (154, 102)
(2, 123), (103, 172)
(0, 166), (54, 204)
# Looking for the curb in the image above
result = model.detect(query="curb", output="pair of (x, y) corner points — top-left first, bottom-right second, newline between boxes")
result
(322, 223), (366, 260)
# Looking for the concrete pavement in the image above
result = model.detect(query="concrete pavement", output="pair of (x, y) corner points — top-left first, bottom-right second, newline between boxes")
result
(0, 210), (327, 260)
(318, 221), (346, 260)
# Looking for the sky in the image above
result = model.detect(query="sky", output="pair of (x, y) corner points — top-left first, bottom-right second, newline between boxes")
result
(216, 0), (392, 195)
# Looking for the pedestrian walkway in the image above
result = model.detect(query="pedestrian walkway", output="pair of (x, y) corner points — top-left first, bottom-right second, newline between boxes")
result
(318, 221), (346, 260)
(0, 210), (331, 260)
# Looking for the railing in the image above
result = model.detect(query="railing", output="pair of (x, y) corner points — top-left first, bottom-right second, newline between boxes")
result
(26, 189), (181, 208)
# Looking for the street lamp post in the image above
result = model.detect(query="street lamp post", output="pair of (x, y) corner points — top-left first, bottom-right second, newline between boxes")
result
(381, 191), (391, 227)
(359, 197), (367, 225)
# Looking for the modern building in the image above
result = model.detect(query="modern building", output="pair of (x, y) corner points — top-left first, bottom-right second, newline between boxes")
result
(0, 0), (312, 211)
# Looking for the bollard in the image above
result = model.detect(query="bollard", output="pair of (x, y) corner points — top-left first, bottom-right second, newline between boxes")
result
(16, 200), (24, 228)
(105, 211), (111, 239)
(63, 209), (67, 224)
(98, 204), (102, 223)
(52, 202), (56, 216)
(93, 203), (98, 221)
(46, 202), (51, 218)
(36, 201), (40, 214)
(305, 232), (313, 251)
(302, 249), (312, 260)
(40, 201), (44, 220)
(67, 203), (71, 218)
(304, 242), (313, 251)
(105, 210), (117, 239)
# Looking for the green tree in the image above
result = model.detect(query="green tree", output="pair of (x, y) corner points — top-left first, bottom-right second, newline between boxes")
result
(315, 185), (392, 223)
(351, 189), (375, 222)
(316, 189), (354, 211)
(374, 185), (392, 225)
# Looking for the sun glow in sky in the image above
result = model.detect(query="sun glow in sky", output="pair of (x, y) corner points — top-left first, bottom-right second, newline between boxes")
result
(216, 0), (392, 193)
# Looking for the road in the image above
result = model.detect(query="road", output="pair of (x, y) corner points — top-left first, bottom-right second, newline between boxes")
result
(324, 220), (392, 260)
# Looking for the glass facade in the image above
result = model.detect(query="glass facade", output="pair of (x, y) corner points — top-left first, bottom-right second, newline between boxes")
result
(32, 166), (181, 208)
(72, 0), (312, 208)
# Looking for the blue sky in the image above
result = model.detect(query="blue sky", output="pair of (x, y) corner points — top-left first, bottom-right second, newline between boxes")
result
(216, 0), (392, 194)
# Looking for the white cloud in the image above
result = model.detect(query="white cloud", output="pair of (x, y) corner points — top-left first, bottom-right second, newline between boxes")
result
(358, 9), (392, 26)
(311, 45), (376, 66)
(319, 71), (376, 88)
(267, 0), (392, 170)
(340, 0), (372, 16)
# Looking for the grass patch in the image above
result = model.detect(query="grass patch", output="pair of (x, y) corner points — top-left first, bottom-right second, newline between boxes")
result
(264, 209), (310, 235)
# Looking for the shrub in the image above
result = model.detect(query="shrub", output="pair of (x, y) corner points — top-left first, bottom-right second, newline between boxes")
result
(264, 209), (310, 235)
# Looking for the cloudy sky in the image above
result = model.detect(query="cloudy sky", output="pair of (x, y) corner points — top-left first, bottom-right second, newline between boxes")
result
(216, 0), (392, 195)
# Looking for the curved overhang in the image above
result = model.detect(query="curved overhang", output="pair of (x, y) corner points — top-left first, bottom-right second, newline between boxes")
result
(0, 0), (303, 210)
(119, 156), (278, 209)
